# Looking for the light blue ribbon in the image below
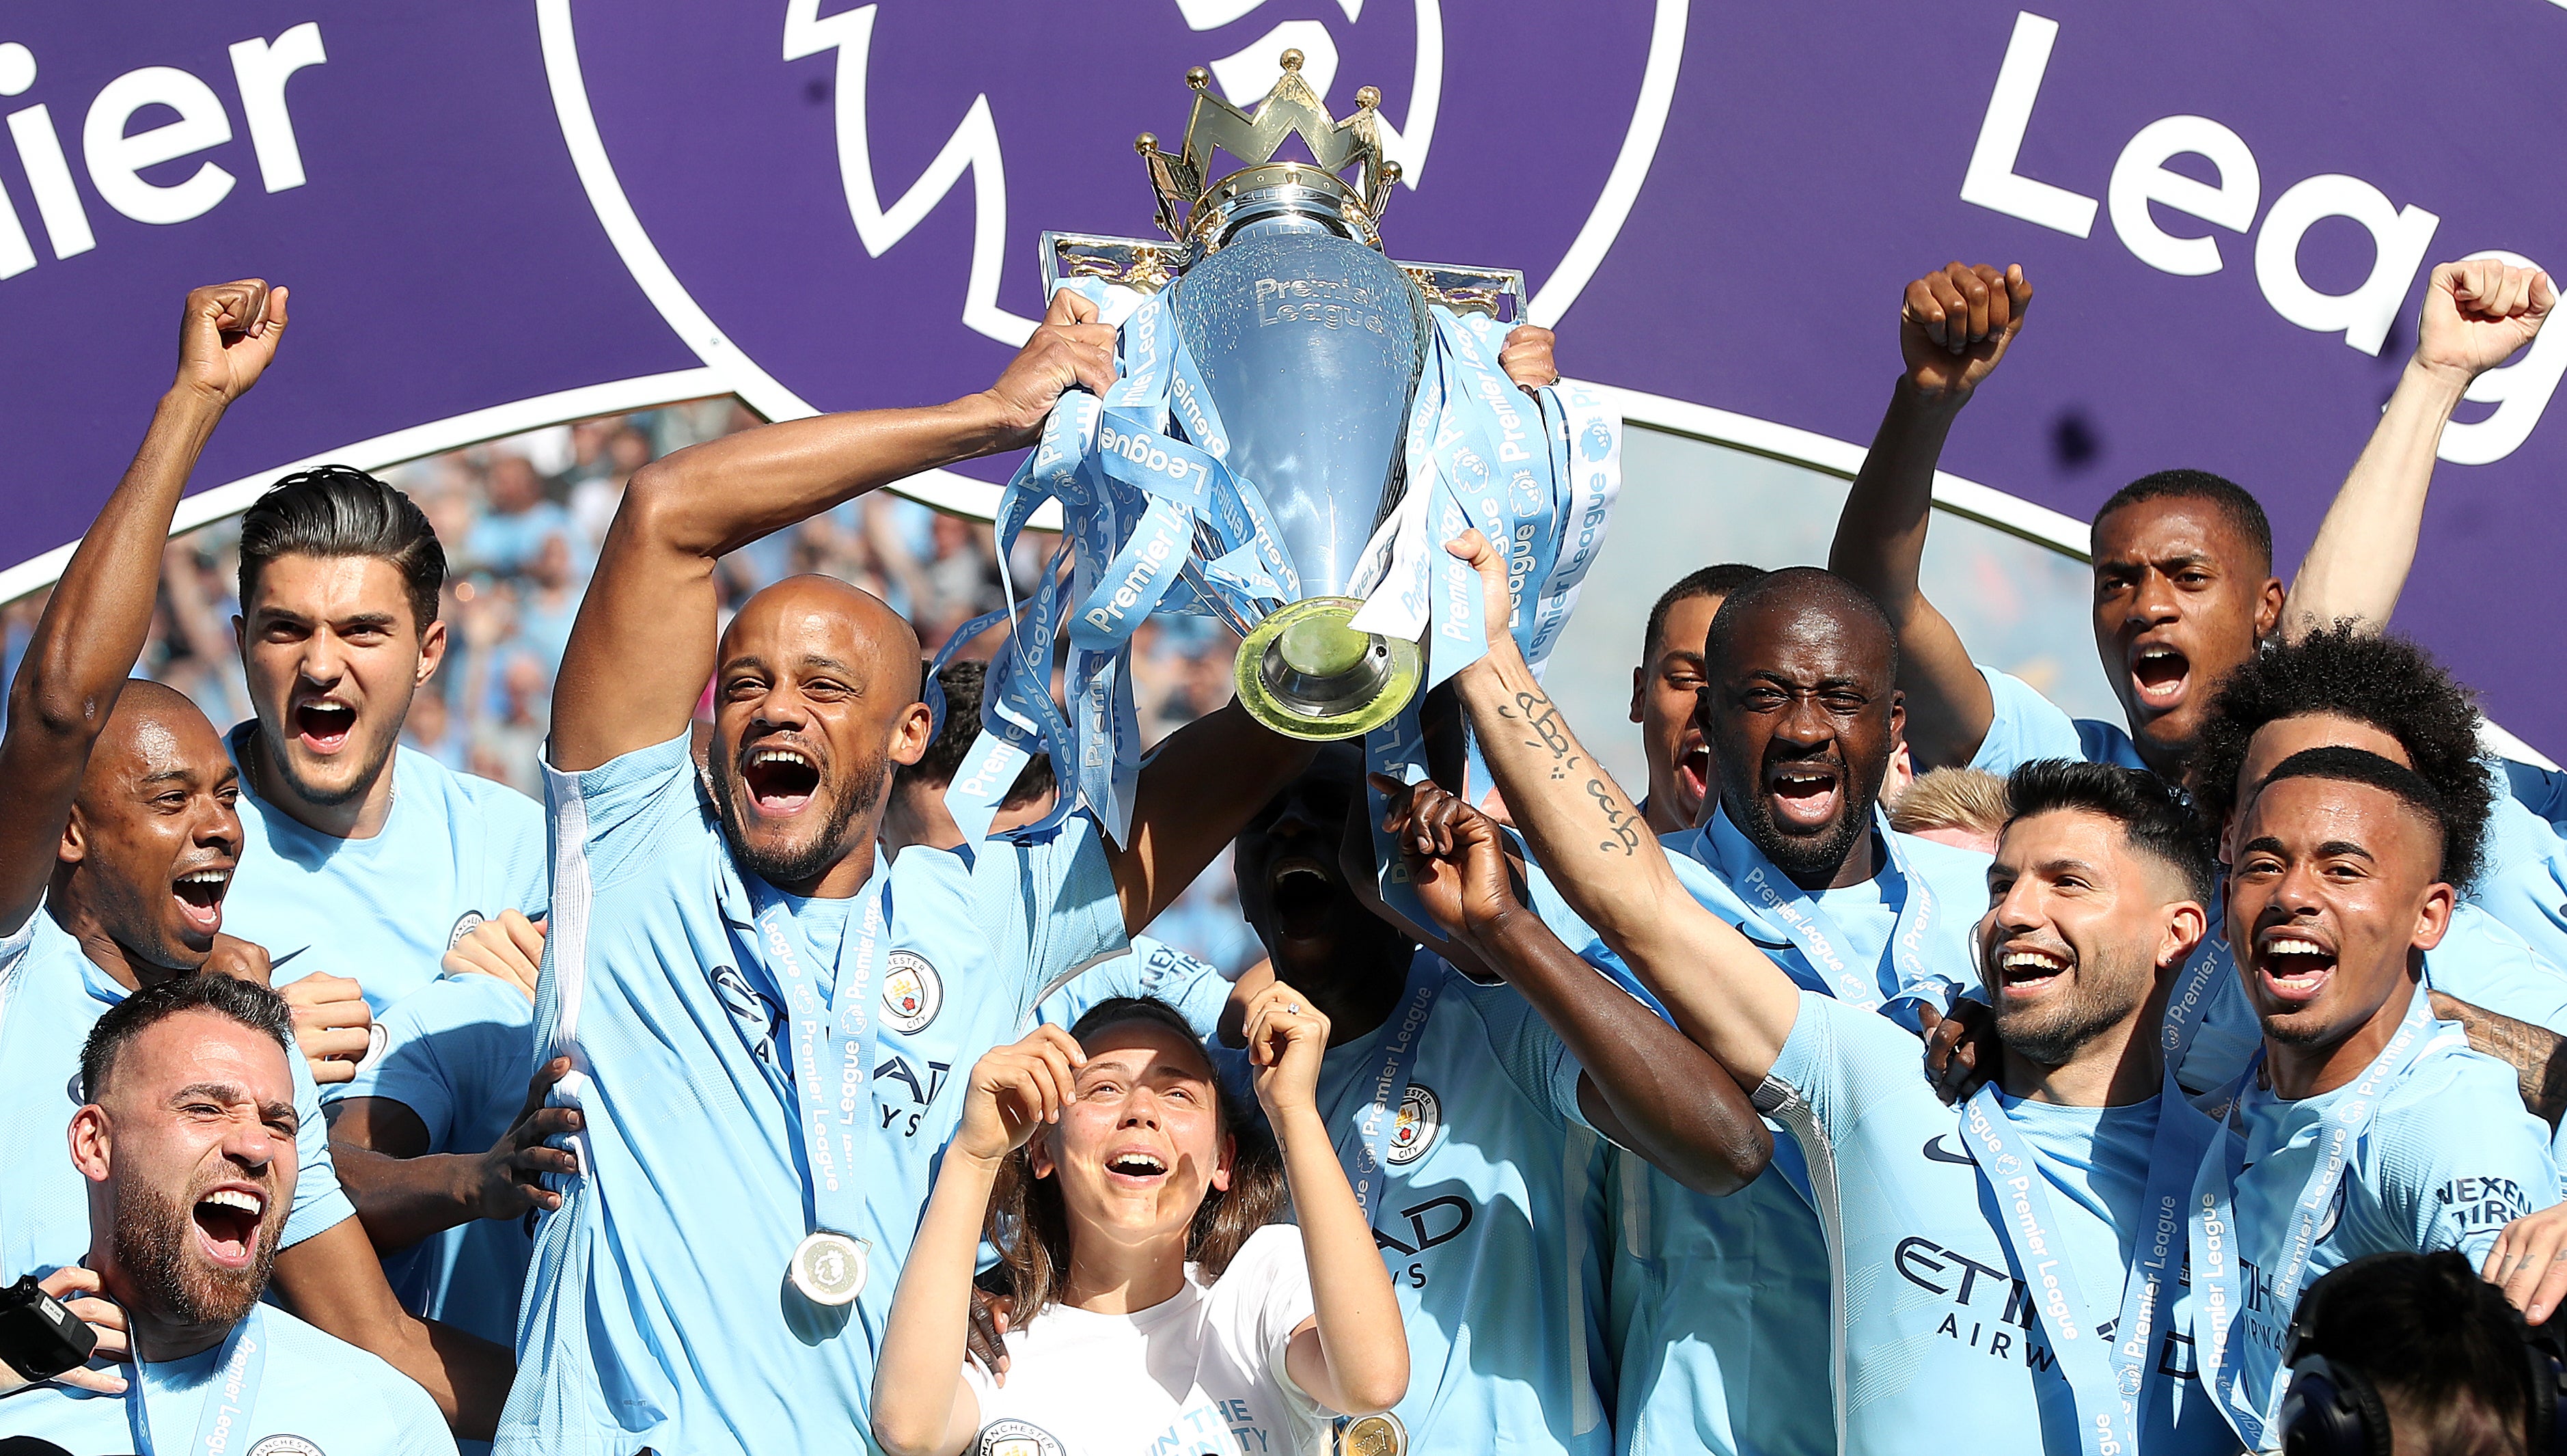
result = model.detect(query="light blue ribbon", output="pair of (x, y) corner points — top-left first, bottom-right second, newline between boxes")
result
(127, 1304), (264, 1456)
(1697, 806), (1958, 1015)
(741, 869), (889, 1243)
(2186, 990), (2457, 1446)
(1331, 953), (1444, 1227)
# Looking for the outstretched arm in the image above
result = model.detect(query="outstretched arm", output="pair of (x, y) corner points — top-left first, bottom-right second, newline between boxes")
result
(1826, 262), (2033, 771)
(0, 281), (286, 935)
(550, 292), (1117, 773)
(1379, 777), (1771, 1194)
(1442, 532), (1802, 1084)
(1112, 704), (1316, 936)
(2285, 258), (2554, 640)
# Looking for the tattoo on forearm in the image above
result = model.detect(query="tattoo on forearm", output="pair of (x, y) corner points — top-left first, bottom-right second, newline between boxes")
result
(1590, 780), (1640, 855)
(1500, 688), (1641, 853)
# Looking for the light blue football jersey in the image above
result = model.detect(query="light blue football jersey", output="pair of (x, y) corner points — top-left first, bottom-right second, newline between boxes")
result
(225, 724), (549, 1013)
(0, 912), (352, 1283)
(1032, 932), (1233, 1039)
(1969, 665), (2148, 775)
(2202, 994), (2559, 1439)
(0, 1303), (455, 1455)
(325, 970), (536, 1349)
(2170, 903), (2567, 1103)
(1215, 952), (1612, 1456)
(498, 732), (1127, 1456)
(1971, 672), (2567, 977)
(1759, 991), (2235, 1455)
(1543, 809), (1992, 1456)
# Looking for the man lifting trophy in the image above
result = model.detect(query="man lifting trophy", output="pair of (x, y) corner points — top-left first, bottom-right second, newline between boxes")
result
(940, 49), (1619, 847)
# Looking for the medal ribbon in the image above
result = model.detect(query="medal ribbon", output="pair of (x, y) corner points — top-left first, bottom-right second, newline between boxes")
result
(1956, 1084), (2216, 1456)
(2185, 989), (2458, 1446)
(742, 868), (890, 1242)
(1332, 954), (1444, 1228)
(126, 1305), (264, 1456)
(1698, 805), (1958, 1013)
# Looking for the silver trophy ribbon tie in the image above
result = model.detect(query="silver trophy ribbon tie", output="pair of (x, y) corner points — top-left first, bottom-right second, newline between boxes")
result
(935, 50), (1619, 851)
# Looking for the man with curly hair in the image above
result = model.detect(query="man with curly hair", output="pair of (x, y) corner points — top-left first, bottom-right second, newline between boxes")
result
(2173, 627), (2567, 1112)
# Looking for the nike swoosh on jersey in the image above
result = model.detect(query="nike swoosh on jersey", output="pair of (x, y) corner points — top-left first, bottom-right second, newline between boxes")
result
(1921, 1134), (1976, 1166)
(1731, 923), (1794, 952)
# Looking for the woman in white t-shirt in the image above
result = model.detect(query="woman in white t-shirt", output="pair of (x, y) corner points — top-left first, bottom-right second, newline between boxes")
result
(873, 987), (1409, 1456)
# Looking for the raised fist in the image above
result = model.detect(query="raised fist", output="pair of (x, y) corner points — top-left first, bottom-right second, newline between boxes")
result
(1899, 262), (2031, 400)
(1499, 325), (1559, 393)
(2415, 257), (2554, 386)
(176, 279), (288, 405)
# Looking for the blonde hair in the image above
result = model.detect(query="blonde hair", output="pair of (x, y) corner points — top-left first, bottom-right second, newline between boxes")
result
(1888, 767), (2012, 841)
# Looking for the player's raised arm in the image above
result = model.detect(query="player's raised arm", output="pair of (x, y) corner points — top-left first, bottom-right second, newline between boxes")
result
(1381, 776), (1773, 1192)
(1826, 262), (2031, 771)
(1438, 531), (1802, 1085)
(549, 292), (1117, 773)
(2285, 257), (2554, 640)
(0, 280), (286, 935)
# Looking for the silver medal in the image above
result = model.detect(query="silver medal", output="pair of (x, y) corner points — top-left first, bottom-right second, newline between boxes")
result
(788, 1230), (868, 1306)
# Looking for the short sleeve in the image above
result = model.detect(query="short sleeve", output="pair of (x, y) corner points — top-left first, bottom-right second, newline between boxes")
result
(282, 1049), (355, 1248)
(1967, 665), (2085, 775)
(336, 976), (533, 1149)
(1212, 1224), (1323, 1415)
(1451, 975), (1592, 1129)
(1757, 991), (1926, 1149)
(2505, 759), (2567, 829)
(0, 914), (36, 1006)
(2374, 1054), (2562, 1264)
(2424, 908), (2567, 1035)
(543, 731), (702, 892)
(976, 812), (1129, 1017)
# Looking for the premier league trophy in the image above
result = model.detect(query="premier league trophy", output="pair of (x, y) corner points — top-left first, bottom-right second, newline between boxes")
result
(945, 51), (1617, 846)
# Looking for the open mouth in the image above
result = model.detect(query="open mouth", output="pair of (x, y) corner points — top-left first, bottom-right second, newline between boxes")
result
(740, 745), (821, 816)
(192, 1186), (265, 1269)
(1104, 1149), (1169, 1185)
(2255, 932), (2337, 1005)
(1992, 943), (2072, 1000)
(1676, 740), (1711, 808)
(1269, 855), (1339, 941)
(2128, 644), (2191, 713)
(171, 866), (231, 936)
(1763, 758), (1843, 833)
(291, 699), (356, 755)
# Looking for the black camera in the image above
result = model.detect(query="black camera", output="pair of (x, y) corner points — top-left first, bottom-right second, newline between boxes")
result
(0, 1275), (96, 1385)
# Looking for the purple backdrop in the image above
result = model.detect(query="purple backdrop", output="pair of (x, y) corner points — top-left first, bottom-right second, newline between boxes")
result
(3, 1), (2561, 749)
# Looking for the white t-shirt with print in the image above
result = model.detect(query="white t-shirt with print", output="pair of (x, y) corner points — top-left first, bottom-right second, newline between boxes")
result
(960, 1222), (1334, 1456)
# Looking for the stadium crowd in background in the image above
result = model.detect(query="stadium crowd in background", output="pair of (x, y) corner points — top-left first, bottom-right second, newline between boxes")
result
(3, 251), (2563, 1456)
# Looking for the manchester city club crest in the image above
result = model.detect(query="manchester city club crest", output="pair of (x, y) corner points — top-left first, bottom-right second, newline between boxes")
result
(1386, 1083), (1439, 1166)
(539, 0), (1680, 514)
(978, 1418), (1067, 1456)
(879, 950), (943, 1034)
(246, 1438), (326, 1456)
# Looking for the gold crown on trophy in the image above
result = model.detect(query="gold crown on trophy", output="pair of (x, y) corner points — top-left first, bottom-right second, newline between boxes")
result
(1134, 49), (1399, 247)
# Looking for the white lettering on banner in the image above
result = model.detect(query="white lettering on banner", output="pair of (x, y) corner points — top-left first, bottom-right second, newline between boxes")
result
(1958, 12), (2098, 238)
(2109, 115), (2257, 277)
(1962, 11), (2554, 458)
(0, 29), (324, 283)
(2253, 174), (2440, 355)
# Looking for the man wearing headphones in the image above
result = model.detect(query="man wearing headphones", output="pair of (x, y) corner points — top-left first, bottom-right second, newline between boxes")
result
(2281, 1250), (2561, 1456)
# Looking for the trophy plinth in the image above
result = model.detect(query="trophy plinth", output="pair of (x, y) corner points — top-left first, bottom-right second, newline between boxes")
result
(1235, 596), (1423, 741)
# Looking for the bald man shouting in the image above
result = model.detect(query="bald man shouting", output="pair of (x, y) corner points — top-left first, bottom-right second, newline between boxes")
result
(500, 292), (1319, 1456)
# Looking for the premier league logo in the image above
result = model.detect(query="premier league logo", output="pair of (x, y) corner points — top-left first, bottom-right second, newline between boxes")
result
(544, 0), (1678, 499)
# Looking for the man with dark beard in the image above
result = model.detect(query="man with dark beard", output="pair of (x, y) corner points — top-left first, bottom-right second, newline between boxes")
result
(1536, 562), (1994, 1456)
(0, 975), (452, 1453)
(499, 291), (1326, 1456)
(1438, 724), (2245, 1451)
(0, 281), (514, 1438)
